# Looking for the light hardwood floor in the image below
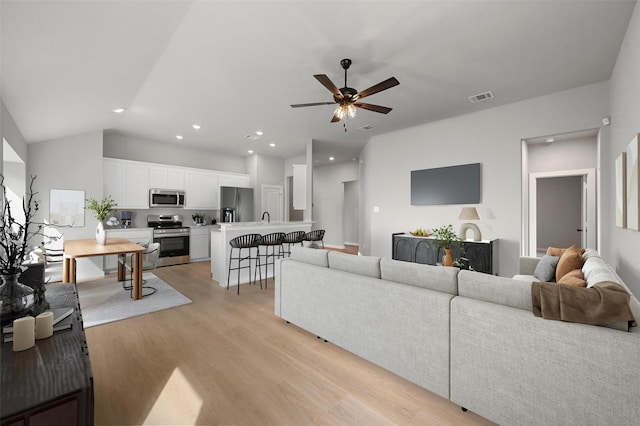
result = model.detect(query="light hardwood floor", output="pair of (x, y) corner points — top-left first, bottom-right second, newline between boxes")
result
(86, 261), (495, 425)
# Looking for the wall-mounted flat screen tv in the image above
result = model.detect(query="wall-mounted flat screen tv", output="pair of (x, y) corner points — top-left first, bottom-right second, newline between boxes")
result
(411, 163), (481, 205)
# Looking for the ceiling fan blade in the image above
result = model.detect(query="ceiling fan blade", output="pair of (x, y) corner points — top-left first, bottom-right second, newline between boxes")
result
(354, 102), (392, 114)
(290, 102), (336, 108)
(330, 112), (341, 123)
(355, 77), (399, 100)
(314, 74), (343, 99)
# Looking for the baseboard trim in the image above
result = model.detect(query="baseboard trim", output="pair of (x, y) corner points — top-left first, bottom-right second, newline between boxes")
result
(343, 242), (359, 246)
(324, 243), (345, 249)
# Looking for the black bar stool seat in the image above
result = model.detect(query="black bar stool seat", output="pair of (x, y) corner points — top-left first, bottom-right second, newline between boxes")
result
(227, 233), (262, 294)
(303, 229), (325, 248)
(255, 232), (285, 288)
(282, 230), (306, 257)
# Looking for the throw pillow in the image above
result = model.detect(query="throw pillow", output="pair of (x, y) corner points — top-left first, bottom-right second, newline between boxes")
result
(558, 269), (587, 287)
(534, 255), (560, 282)
(555, 245), (584, 282)
(547, 246), (586, 257)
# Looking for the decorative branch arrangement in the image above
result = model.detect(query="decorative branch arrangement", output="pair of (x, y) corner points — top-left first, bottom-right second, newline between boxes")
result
(0, 174), (42, 275)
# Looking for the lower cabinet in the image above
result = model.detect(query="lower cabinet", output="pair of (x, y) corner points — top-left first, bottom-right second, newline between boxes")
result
(392, 233), (497, 275)
(190, 227), (211, 261)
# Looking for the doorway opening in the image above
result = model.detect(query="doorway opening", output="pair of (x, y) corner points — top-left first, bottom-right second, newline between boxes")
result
(521, 128), (600, 256)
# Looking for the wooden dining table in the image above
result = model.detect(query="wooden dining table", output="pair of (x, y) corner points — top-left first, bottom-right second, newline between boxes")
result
(62, 238), (146, 300)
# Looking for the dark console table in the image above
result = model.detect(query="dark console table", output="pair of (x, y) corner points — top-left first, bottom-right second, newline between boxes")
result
(392, 233), (497, 275)
(1, 283), (93, 426)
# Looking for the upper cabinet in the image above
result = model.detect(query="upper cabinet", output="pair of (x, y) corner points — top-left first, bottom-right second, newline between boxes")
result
(104, 158), (247, 209)
(104, 158), (148, 209)
(292, 164), (307, 210)
(219, 173), (251, 188)
(185, 170), (219, 209)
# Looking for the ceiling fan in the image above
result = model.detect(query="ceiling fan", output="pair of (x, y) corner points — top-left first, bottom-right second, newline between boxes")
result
(291, 58), (399, 123)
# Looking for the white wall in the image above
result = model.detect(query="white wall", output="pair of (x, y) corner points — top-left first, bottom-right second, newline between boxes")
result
(360, 82), (609, 277)
(528, 136), (597, 173)
(27, 130), (105, 277)
(313, 161), (359, 248)
(104, 131), (246, 173)
(608, 2), (640, 298)
(343, 180), (359, 245)
(1, 100), (28, 173)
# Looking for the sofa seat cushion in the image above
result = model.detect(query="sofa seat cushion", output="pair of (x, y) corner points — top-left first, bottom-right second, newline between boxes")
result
(512, 274), (537, 283)
(290, 246), (329, 267)
(380, 258), (458, 295)
(328, 251), (381, 278)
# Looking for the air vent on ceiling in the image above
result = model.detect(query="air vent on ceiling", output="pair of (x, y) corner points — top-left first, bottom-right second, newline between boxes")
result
(244, 134), (259, 140)
(468, 91), (494, 103)
(358, 125), (375, 131)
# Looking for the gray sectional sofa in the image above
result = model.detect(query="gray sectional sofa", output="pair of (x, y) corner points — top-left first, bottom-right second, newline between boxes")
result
(274, 247), (640, 426)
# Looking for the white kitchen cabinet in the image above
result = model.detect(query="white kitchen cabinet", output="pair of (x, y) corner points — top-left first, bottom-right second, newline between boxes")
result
(185, 170), (219, 209)
(219, 173), (250, 188)
(103, 228), (153, 272)
(292, 164), (307, 210)
(103, 158), (149, 209)
(189, 227), (211, 261)
(148, 166), (185, 190)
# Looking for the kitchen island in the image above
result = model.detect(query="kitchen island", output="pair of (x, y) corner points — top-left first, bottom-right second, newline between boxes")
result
(211, 222), (313, 288)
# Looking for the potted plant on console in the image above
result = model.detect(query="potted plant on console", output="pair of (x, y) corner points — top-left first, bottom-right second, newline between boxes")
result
(429, 224), (463, 267)
(85, 195), (117, 245)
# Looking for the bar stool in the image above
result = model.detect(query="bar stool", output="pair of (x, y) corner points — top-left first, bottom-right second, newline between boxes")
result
(282, 230), (306, 257)
(255, 232), (285, 288)
(227, 233), (262, 295)
(303, 229), (325, 248)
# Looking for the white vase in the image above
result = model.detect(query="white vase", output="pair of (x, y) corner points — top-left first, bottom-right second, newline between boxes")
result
(96, 221), (107, 245)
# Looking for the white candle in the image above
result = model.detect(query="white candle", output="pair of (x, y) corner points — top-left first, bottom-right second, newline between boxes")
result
(36, 311), (54, 339)
(12, 316), (35, 352)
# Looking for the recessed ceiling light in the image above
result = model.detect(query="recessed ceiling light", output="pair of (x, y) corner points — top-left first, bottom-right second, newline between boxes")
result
(269, 143), (276, 147)
(112, 108), (125, 113)
(176, 135), (183, 140)
(248, 150), (254, 154)
(329, 157), (335, 161)
(546, 138), (555, 143)
(255, 130), (263, 136)
(192, 124), (201, 130)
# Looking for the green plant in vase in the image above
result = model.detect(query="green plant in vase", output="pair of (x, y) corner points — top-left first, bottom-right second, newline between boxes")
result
(428, 224), (464, 267)
(85, 195), (117, 245)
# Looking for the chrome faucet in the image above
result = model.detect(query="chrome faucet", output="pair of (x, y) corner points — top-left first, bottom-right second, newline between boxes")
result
(261, 211), (270, 223)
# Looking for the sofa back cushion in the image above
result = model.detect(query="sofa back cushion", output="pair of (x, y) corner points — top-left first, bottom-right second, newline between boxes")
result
(458, 270), (532, 311)
(380, 258), (458, 295)
(328, 251), (381, 278)
(290, 246), (329, 268)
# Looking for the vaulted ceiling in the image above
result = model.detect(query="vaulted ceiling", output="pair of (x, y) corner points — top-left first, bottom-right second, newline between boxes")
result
(1, 1), (635, 164)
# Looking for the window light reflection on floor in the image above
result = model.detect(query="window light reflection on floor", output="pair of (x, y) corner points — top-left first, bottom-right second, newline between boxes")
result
(143, 367), (203, 425)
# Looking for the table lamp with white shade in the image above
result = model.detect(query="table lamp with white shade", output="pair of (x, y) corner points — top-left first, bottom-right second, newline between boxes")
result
(459, 207), (482, 241)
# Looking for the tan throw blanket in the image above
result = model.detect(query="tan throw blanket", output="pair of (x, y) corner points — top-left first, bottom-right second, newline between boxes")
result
(531, 281), (636, 327)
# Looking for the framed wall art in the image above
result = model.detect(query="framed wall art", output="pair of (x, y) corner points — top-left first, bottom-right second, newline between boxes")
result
(626, 134), (639, 231)
(50, 189), (85, 227)
(615, 152), (626, 228)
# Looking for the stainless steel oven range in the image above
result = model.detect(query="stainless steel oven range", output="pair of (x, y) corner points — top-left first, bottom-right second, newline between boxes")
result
(147, 214), (190, 266)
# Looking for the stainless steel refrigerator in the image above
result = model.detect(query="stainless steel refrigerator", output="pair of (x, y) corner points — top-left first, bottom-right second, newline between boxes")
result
(220, 186), (254, 222)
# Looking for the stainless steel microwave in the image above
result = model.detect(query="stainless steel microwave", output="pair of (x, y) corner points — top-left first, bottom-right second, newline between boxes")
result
(149, 189), (186, 208)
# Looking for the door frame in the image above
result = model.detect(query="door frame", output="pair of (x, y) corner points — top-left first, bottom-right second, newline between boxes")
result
(261, 184), (284, 222)
(528, 168), (596, 255)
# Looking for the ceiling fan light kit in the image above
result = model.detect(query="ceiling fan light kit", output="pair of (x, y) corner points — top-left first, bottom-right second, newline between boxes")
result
(291, 58), (399, 123)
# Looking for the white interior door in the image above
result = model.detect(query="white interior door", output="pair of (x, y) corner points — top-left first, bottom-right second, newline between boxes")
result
(261, 184), (283, 222)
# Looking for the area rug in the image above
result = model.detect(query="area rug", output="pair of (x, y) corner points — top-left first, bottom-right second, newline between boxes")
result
(76, 273), (192, 328)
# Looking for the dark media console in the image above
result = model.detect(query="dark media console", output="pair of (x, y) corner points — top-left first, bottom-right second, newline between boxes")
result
(392, 232), (497, 275)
